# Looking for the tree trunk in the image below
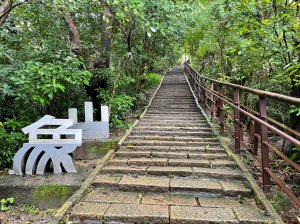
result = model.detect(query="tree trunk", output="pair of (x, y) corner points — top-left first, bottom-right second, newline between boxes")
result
(64, 13), (83, 57)
(0, 0), (12, 26)
(85, 0), (113, 121)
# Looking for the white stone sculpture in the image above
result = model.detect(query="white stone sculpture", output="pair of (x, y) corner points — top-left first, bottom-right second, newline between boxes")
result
(10, 116), (82, 176)
(10, 102), (109, 176)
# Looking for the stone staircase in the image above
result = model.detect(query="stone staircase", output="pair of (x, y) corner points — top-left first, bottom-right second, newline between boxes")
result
(69, 66), (275, 223)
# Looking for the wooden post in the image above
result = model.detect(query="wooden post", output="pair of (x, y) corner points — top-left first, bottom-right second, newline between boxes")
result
(218, 84), (225, 133)
(259, 97), (270, 191)
(210, 82), (215, 119)
(234, 89), (241, 154)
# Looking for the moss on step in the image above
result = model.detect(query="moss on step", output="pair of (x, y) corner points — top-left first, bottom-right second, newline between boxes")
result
(73, 140), (118, 160)
(32, 185), (78, 209)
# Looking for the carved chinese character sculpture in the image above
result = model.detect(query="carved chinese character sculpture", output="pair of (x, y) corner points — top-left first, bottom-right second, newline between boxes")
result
(10, 115), (82, 176)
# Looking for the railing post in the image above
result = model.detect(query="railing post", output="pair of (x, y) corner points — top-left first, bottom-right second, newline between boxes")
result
(234, 89), (241, 154)
(193, 71), (197, 92)
(200, 78), (205, 103)
(204, 82), (208, 111)
(253, 120), (260, 156)
(218, 84), (225, 133)
(259, 97), (270, 192)
(198, 77), (202, 104)
(210, 82), (215, 119)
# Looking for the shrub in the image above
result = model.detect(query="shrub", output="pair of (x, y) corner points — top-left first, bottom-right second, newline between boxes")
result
(0, 119), (27, 169)
(143, 73), (162, 88)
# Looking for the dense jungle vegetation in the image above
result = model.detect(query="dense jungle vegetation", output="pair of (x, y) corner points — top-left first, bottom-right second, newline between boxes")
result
(1, 0), (300, 170)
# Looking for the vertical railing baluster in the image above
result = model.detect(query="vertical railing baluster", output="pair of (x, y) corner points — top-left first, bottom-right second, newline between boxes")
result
(210, 82), (215, 119)
(218, 84), (225, 133)
(234, 89), (241, 154)
(200, 78), (204, 104)
(204, 81), (208, 111)
(197, 76), (201, 104)
(253, 120), (259, 156)
(259, 97), (270, 192)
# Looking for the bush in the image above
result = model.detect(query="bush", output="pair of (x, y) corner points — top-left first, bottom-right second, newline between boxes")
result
(110, 94), (135, 128)
(143, 73), (162, 89)
(0, 119), (27, 169)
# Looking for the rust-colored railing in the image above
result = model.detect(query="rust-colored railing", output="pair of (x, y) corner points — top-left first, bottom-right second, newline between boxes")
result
(184, 63), (300, 207)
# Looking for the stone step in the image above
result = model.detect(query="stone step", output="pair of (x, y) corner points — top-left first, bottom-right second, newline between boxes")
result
(139, 120), (207, 125)
(115, 151), (228, 159)
(92, 174), (251, 197)
(136, 123), (210, 128)
(134, 126), (213, 132)
(108, 158), (236, 168)
(70, 190), (273, 223)
(146, 111), (201, 115)
(130, 129), (215, 137)
(150, 102), (196, 106)
(142, 116), (205, 120)
(147, 109), (200, 113)
(148, 106), (199, 110)
(123, 140), (220, 147)
(120, 145), (223, 153)
(130, 130), (215, 137)
(141, 118), (206, 122)
(101, 165), (243, 179)
(126, 136), (218, 142)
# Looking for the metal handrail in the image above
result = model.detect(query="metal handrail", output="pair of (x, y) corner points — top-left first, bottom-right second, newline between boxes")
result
(185, 64), (300, 106)
(184, 62), (300, 207)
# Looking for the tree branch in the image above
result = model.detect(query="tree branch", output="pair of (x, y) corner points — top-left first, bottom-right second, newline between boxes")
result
(0, 0), (28, 26)
(108, 53), (132, 115)
(64, 12), (83, 57)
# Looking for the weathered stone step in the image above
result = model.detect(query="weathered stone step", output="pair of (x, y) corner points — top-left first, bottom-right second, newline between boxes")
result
(135, 126), (213, 132)
(147, 109), (200, 113)
(148, 106), (199, 110)
(130, 130), (215, 137)
(126, 136), (218, 142)
(123, 140), (220, 147)
(70, 190), (273, 224)
(139, 119), (207, 124)
(115, 151), (227, 159)
(120, 145), (223, 153)
(146, 110), (201, 115)
(142, 116), (205, 120)
(101, 165), (243, 179)
(137, 122), (208, 127)
(136, 123), (210, 128)
(108, 158), (237, 168)
(92, 174), (251, 197)
(150, 102), (196, 106)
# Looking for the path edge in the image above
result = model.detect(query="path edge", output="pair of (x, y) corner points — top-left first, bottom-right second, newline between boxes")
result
(52, 150), (115, 223)
(184, 70), (284, 224)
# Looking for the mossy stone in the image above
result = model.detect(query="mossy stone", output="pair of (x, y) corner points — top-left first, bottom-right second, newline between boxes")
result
(73, 139), (118, 160)
(32, 185), (78, 209)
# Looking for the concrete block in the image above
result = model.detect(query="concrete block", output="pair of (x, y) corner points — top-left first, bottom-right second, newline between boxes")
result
(84, 102), (93, 122)
(71, 122), (109, 140)
(68, 108), (78, 124)
(101, 106), (109, 122)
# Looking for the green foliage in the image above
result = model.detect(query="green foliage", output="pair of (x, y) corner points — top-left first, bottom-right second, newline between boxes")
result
(107, 93), (136, 128)
(289, 147), (300, 162)
(12, 57), (91, 107)
(238, 195), (245, 204)
(270, 192), (287, 212)
(0, 197), (14, 211)
(20, 204), (39, 214)
(0, 120), (27, 168)
(143, 73), (162, 89)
